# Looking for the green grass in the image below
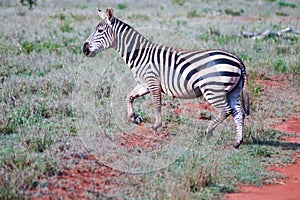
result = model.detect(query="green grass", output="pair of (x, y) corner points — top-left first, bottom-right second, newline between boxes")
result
(273, 59), (288, 73)
(21, 40), (61, 54)
(277, 1), (297, 8)
(224, 8), (243, 16)
(1, 0), (300, 199)
(117, 3), (127, 10)
(187, 10), (203, 18)
(59, 22), (74, 33)
(172, 0), (186, 6)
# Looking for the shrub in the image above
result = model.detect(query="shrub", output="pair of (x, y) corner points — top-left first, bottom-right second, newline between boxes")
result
(20, 0), (37, 9)
(117, 3), (127, 10)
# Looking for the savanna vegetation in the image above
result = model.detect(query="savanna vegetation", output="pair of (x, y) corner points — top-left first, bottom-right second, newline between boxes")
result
(0, 0), (299, 199)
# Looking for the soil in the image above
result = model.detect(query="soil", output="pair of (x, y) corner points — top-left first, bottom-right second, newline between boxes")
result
(173, 102), (213, 120)
(112, 125), (175, 151)
(29, 153), (125, 199)
(225, 74), (300, 200)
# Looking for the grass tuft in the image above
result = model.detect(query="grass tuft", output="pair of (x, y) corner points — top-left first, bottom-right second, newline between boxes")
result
(273, 59), (288, 73)
(187, 10), (203, 18)
(277, 1), (296, 8)
(172, 0), (185, 6)
(117, 3), (127, 10)
(224, 8), (243, 16)
(59, 22), (74, 33)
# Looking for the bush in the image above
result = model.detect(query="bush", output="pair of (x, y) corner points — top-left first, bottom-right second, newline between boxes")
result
(20, 0), (37, 9)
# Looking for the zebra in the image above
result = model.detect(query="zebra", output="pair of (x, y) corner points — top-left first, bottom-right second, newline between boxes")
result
(83, 8), (250, 148)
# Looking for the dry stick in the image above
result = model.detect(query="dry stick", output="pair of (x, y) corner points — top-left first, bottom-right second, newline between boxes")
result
(239, 27), (300, 39)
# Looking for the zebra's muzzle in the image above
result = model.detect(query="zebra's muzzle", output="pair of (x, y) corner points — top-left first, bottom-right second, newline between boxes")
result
(83, 42), (90, 56)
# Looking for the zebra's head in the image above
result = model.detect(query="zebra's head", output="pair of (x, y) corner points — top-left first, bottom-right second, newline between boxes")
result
(83, 8), (115, 57)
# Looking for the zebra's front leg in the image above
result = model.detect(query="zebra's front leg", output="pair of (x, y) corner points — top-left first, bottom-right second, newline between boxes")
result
(148, 84), (162, 131)
(126, 84), (150, 125)
(151, 103), (162, 131)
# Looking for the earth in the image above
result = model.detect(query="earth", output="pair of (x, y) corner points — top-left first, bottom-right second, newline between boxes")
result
(30, 75), (300, 199)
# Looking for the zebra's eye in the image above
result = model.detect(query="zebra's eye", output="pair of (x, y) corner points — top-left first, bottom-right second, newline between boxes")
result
(97, 29), (103, 33)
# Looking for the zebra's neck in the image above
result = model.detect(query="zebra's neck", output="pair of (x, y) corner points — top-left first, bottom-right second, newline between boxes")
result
(112, 18), (155, 68)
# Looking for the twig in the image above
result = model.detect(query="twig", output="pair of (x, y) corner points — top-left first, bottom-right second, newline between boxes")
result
(239, 27), (300, 39)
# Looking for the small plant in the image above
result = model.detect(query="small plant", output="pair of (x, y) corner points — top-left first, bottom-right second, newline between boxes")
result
(60, 22), (74, 33)
(163, 113), (184, 125)
(290, 62), (300, 73)
(21, 40), (60, 54)
(273, 59), (288, 73)
(58, 13), (67, 20)
(187, 10), (202, 18)
(217, 35), (237, 45)
(248, 145), (274, 157)
(250, 82), (263, 95)
(24, 135), (53, 153)
(136, 107), (149, 123)
(277, 1), (296, 8)
(21, 41), (38, 54)
(172, 0), (185, 6)
(199, 112), (211, 120)
(198, 33), (209, 42)
(117, 3), (127, 10)
(0, 118), (15, 134)
(20, 0), (37, 9)
(224, 8), (243, 16)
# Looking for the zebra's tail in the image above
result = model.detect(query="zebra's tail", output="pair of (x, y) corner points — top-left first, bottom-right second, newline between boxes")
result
(241, 63), (250, 116)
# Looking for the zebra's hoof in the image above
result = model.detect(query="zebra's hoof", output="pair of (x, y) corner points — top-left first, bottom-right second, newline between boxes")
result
(205, 130), (212, 140)
(150, 125), (159, 132)
(149, 126), (157, 132)
(233, 140), (243, 149)
(129, 113), (142, 124)
(133, 117), (142, 124)
(150, 123), (162, 132)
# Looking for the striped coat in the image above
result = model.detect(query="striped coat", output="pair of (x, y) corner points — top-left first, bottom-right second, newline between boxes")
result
(83, 8), (250, 148)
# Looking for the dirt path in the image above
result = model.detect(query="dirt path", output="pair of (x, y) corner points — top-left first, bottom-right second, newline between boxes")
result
(225, 116), (300, 200)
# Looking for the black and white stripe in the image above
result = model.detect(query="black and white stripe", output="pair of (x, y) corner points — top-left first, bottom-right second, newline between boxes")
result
(83, 8), (250, 148)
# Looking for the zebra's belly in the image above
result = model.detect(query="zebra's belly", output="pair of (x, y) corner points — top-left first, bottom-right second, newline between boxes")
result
(161, 84), (203, 99)
(161, 74), (241, 99)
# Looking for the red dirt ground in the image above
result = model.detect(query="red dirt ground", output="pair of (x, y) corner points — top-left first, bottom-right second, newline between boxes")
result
(173, 102), (213, 120)
(30, 153), (125, 199)
(225, 75), (300, 200)
(112, 125), (175, 151)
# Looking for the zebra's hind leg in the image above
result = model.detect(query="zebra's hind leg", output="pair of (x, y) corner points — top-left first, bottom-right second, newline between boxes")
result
(205, 97), (232, 139)
(231, 103), (245, 149)
(126, 84), (150, 125)
(228, 78), (244, 148)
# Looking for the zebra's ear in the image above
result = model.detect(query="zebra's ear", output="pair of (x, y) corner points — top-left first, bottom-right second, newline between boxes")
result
(97, 8), (108, 20)
(106, 8), (114, 20)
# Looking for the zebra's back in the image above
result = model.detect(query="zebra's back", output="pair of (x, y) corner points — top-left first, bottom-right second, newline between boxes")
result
(158, 49), (243, 99)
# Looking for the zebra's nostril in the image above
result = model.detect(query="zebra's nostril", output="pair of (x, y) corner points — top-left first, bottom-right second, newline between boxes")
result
(83, 42), (90, 55)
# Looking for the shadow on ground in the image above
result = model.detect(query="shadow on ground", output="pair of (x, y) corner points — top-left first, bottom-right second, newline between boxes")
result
(251, 138), (300, 150)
